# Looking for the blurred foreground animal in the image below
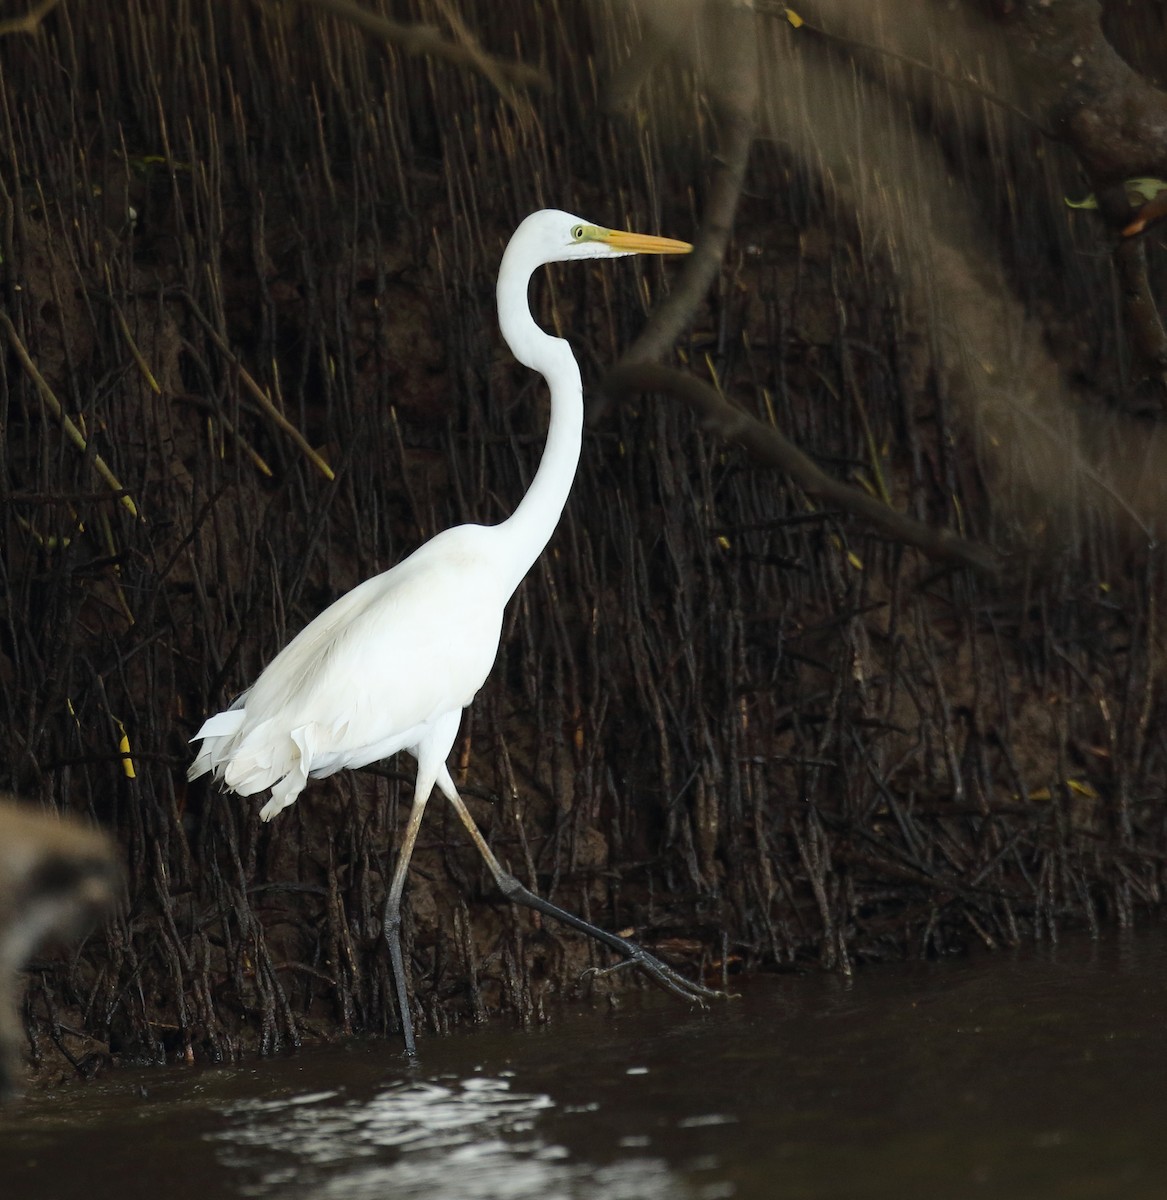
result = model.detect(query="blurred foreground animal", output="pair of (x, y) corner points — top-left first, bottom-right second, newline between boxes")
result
(0, 798), (119, 1098)
(190, 209), (726, 1055)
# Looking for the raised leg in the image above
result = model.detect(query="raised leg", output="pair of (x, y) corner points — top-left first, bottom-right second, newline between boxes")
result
(435, 765), (727, 1004)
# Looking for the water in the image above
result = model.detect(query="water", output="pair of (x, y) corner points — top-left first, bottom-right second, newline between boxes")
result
(4, 929), (1167, 1199)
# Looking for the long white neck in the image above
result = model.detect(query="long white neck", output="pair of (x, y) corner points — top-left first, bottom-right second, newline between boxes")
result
(493, 256), (583, 596)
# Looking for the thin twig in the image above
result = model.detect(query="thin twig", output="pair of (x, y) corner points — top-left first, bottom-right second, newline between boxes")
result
(176, 290), (336, 481)
(0, 311), (140, 519)
(113, 306), (162, 395)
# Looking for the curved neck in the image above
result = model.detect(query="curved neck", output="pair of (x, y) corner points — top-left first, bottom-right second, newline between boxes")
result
(494, 261), (583, 595)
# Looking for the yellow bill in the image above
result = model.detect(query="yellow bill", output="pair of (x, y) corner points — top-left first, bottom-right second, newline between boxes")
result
(602, 228), (693, 255)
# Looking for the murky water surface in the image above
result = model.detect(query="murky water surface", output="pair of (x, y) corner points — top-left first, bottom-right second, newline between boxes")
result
(4, 929), (1167, 1199)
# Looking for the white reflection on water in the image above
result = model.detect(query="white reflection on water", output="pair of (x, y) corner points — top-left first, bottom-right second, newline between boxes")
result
(212, 1073), (691, 1200)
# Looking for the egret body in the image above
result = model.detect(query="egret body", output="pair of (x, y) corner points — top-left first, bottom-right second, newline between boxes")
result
(189, 210), (724, 1055)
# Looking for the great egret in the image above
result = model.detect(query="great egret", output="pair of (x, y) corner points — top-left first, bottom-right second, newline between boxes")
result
(189, 209), (725, 1056)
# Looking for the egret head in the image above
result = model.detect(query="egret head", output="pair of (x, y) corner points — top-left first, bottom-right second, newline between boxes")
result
(496, 208), (691, 373)
(512, 209), (693, 264)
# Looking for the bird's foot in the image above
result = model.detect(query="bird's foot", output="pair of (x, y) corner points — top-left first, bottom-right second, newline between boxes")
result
(491, 868), (732, 1006)
(580, 938), (731, 1005)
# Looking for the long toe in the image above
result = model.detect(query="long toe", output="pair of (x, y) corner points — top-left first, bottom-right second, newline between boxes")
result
(583, 943), (731, 1004)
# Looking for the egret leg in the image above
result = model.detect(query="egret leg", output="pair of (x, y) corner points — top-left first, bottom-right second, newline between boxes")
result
(383, 782), (434, 1059)
(435, 766), (728, 1005)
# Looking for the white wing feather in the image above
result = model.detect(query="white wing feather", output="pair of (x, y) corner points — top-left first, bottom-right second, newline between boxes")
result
(189, 525), (508, 816)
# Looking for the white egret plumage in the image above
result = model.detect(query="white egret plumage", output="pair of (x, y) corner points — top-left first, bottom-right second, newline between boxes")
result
(188, 209), (725, 1055)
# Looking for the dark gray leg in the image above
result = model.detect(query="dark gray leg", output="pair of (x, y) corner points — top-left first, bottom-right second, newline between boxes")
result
(436, 766), (727, 1004)
(382, 786), (432, 1059)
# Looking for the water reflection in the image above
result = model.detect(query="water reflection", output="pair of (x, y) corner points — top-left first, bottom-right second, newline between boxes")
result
(213, 1074), (685, 1200)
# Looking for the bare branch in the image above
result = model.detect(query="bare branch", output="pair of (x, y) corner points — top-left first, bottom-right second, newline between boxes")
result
(996, 0), (1167, 183)
(0, 0), (59, 37)
(794, 1), (1167, 384)
(614, 2), (758, 371)
(426, 0), (539, 127)
(770, 2), (1049, 135)
(605, 362), (1003, 576)
(280, 0), (550, 96)
(1112, 234), (1167, 391)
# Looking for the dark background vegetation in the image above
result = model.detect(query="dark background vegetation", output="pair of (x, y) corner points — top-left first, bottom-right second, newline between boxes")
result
(3, 0), (1167, 1076)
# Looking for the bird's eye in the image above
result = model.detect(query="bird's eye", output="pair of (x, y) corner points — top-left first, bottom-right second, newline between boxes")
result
(571, 224), (585, 241)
